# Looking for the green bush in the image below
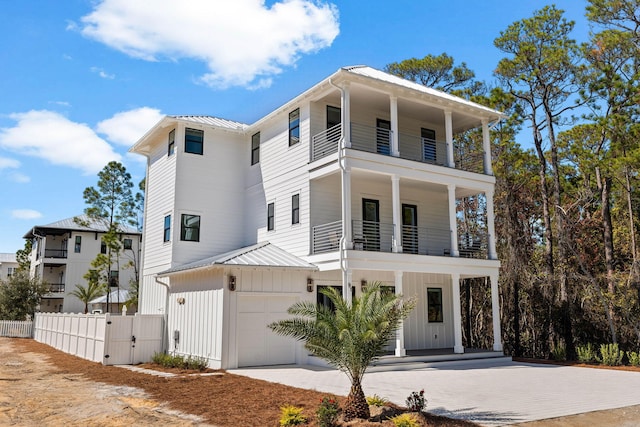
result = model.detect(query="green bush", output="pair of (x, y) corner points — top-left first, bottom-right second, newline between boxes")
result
(390, 413), (420, 427)
(366, 394), (389, 407)
(596, 343), (624, 366)
(150, 352), (208, 371)
(551, 343), (566, 361)
(316, 397), (339, 427)
(576, 343), (596, 363)
(279, 405), (308, 426)
(627, 351), (640, 367)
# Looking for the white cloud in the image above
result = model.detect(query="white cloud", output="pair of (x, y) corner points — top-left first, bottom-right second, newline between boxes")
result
(11, 209), (43, 220)
(78, 0), (340, 89)
(9, 172), (30, 183)
(96, 107), (163, 146)
(0, 157), (20, 170)
(0, 110), (121, 175)
(90, 66), (115, 79)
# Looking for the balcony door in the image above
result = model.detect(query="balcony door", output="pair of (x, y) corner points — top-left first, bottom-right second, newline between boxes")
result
(376, 119), (391, 155)
(422, 128), (436, 162)
(362, 199), (380, 251)
(402, 204), (418, 254)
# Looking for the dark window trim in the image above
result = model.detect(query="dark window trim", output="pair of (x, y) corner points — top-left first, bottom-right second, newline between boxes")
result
(427, 287), (444, 323)
(123, 238), (133, 250)
(180, 214), (201, 242)
(168, 129), (176, 156)
(267, 202), (275, 231)
(251, 132), (260, 165)
(163, 215), (171, 242)
(185, 128), (204, 155)
(289, 108), (300, 147)
(292, 194), (300, 225)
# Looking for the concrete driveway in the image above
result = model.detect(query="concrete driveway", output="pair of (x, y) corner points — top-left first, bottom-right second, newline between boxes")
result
(230, 359), (640, 426)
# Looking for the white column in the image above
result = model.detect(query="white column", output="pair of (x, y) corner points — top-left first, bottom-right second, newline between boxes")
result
(391, 175), (402, 253)
(490, 273), (503, 352)
(339, 82), (351, 148)
(447, 184), (459, 257)
(445, 110), (454, 168)
(482, 119), (493, 176)
(486, 188), (497, 260)
(451, 272), (464, 353)
(394, 271), (406, 357)
(342, 166), (353, 249)
(342, 269), (353, 305)
(390, 96), (399, 157)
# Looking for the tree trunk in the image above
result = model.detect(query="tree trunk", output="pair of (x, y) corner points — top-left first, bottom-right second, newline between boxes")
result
(596, 167), (617, 343)
(343, 379), (370, 420)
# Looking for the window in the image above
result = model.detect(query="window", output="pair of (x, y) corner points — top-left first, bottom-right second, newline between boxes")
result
(7, 267), (15, 278)
(427, 288), (443, 322)
(317, 286), (355, 312)
(123, 238), (132, 250)
(327, 106), (341, 129)
(185, 128), (204, 155)
(74, 236), (82, 253)
(289, 109), (300, 146)
(291, 194), (299, 225)
(101, 241), (107, 254)
(421, 128), (436, 162)
(163, 215), (171, 242)
(181, 214), (201, 242)
(168, 129), (176, 156)
(109, 270), (119, 287)
(267, 202), (275, 231)
(251, 132), (260, 165)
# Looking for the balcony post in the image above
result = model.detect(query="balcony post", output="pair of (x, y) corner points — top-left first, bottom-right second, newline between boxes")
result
(445, 110), (455, 168)
(490, 273), (503, 352)
(394, 271), (406, 357)
(390, 96), (399, 157)
(342, 166), (353, 249)
(391, 175), (402, 253)
(341, 82), (351, 148)
(447, 184), (459, 257)
(482, 119), (493, 175)
(452, 272), (464, 353)
(486, 189), (497, 260)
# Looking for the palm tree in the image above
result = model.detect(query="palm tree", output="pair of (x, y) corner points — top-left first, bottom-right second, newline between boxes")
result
(69, 281), (105, 314)
(269, 283), (416, 420)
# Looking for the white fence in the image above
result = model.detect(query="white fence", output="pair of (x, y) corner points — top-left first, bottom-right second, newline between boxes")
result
(34, 312), (164, 365)
(0, 320), (33, 338)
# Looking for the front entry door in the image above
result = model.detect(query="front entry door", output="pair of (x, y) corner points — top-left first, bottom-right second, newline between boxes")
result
(402, 204), (418, 254)
(376, 119), (391, 155)
(362, 199), (380, 251)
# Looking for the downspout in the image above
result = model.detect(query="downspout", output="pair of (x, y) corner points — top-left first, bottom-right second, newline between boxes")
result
(155, 275), (171, 354)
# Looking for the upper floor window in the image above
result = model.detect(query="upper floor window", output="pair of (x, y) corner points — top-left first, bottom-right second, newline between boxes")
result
(289, 109), (300, 146)
(185, 128), (204, 155)
(327, 105), (341, 129)
(101, 241), (107, 254)
(427, 288), (443, 323)
(168, 129), (176, 156)
(7, 267), (15, 278)
(123, 238), (133, 250)
(163, 215), (171, 242)
(74, 236), (82, 253)
(251, 132), (260, 165)
(291, 194), (299, 225)
(181, 214), (201, 242)
(267, 202), (275, 231)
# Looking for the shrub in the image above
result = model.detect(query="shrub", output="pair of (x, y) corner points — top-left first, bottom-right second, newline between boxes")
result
(151, 352), (208, 371)
(627, 351), (640, 367)
(596, 343), (624, 366)
(551, 343), (566, 361)
(316, 397), (339, 427)
(576, 343), (596, 363)
(279, 405), (307, 426)
(390, 413), (420, 427)
(366, 394), (389, 407)
(405, 389), (426, 412)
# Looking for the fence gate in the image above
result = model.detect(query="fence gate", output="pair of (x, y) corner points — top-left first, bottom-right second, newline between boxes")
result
(103, 315), (164, 365)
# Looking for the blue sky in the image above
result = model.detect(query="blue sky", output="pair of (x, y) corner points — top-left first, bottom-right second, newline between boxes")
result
(0, 0), (591, 254)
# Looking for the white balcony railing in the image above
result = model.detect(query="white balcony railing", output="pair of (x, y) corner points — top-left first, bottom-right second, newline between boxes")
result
(311, 123), (341, 162)
(312, 220), (342, 254)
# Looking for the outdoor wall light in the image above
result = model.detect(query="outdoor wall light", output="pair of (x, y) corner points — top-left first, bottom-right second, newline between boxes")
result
(177, 297), (185, 305)
(306, 278), (314, 293)
(361, 279), (367, 291)
(228, 275), (236, 291)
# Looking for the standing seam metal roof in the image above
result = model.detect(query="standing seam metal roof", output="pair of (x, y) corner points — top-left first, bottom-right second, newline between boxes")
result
(170, 115), (249, 131)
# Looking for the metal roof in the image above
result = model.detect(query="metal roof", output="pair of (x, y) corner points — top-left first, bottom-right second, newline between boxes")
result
(160, 242), (317, 275)
(23, 214), (140, 239)
(0, 253), (17, 263)
(89, 289), (130, 304)
(170, 115), (249, 131)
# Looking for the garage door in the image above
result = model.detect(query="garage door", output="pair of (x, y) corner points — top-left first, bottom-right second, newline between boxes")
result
(237, 295), (298, 367)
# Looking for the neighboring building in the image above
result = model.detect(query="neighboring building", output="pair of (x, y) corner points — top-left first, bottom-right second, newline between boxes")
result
(131, 65), (504, 369)
(23, 215), (142, 313)
(0, 253), (19, 281)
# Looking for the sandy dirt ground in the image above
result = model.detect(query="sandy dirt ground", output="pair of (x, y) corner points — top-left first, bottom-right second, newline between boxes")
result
(0, 338), (210, 426)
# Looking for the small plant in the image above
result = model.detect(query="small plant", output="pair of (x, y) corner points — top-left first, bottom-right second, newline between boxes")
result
(151, 352), (208, 371)
(279, 405), (308, 426)
(390, 413), (420, 427)
(316, 397), (339, 427)
(597, 343), (624, 366)
(551, 343), (566, 361)
(366, 394), (389, 407)
(576, 343), (596, 363)
(627, 351), (640, 367)
(405, 389), (426, 412)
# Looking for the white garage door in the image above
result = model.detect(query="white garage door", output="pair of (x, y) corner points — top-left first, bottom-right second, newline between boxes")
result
(237, 294), (298, 367)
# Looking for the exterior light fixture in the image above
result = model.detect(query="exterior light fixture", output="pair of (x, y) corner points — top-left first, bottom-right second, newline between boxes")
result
(228, 275), (236, 291)
(306, 278), (314, 293)
(361, 279), (367, 291)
